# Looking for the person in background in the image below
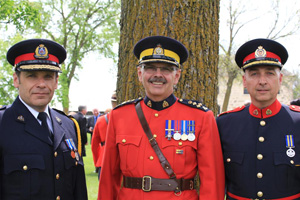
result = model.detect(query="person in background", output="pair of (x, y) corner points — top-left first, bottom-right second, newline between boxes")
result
(217, 38), (300, 199)
(0, 38), (87, 199)
(87, 108), (100, 142)
(98, 36), (224, 200)
(91, 91), (117, 178)
(73, 105), (88, 157)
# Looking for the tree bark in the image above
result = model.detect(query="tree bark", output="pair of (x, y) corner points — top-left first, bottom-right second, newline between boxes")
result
(118, 0), (220, 114)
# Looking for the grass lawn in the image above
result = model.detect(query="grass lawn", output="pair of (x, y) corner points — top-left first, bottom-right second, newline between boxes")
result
(83, 134), (99, 200)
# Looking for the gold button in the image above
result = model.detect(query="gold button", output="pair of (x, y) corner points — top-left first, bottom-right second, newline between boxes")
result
(56, 174), (60, 180)
(122, 139), (126, 143)
(153, 134), (157, 138)
(291, 160), (295, 165)
(56, 196), (61, 200)
(154, 113), (159, 117)
(54, 152), (58, 157)
(260, 120), (266, 126)
(258, 137), (265, 142)
(179, 142), (183, 146)
(23, 165), (28, 171)
(257, 191), (263, 197)
(257, 172), (263, 178)
(257, 154), (263, 160)
(149, 156), (154, 160)
(75, 161), (78, 166)
(226, 158), (231, 163)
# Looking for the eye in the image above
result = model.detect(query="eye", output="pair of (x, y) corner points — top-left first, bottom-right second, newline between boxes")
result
(161, 67), (173, 72)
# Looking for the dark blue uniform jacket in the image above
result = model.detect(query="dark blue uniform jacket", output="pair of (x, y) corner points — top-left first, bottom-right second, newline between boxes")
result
(0, 97), (87, 200)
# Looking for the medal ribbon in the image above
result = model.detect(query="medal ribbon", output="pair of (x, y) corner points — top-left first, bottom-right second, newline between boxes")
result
(189, 120), (195, 134)
(65, 139), (75, 151)
(181, 120), (187, 135)
(286, 135), (295, 148)
(165, 120), (174, 137)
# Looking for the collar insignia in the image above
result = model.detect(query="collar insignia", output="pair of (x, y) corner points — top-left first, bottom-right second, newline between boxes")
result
(147, 100), (152, 108)
(56, 116), (62, 124)
(17, 115), (25, 122)
(266, 109), (272, 115)
(162, 100), (169, 108)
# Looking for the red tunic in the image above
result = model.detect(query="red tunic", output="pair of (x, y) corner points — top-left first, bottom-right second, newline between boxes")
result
(98, 99), (225, 200)
(91, 113), (109, 167)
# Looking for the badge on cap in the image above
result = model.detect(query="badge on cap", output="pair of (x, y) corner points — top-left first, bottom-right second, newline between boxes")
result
(153, 44), (164, 55)
(255, 46), (266, 58)
(286, 135), (295, 158)
(34, 44), (49, 59)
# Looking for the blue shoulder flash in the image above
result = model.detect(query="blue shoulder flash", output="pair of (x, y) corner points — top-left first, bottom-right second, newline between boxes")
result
(177, 99), (209, 112)
(114, 97), (143, 110)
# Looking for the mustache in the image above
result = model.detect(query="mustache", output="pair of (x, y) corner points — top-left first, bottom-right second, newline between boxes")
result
(149, 77), (167, 83)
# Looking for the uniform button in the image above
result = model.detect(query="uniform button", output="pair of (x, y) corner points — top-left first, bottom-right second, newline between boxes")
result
(257, 191), (263, 197)
(257, 154), (263, 160)
(178, 142), (183, 146)
(149, 156), (154, 160)
(258, 137), (265, 142)
(56, 174), (60, 180)
(260, 120), (266, 126)
(153, 134), (157, 138)
(75, 161), (78, 166)
(257, 172), (263, 178)
(154, 113), (159, 117)
(291, 160), (295, 165)
(226, 158), (231, 163)
(56, 196), (61, 200)
(23, 165), (28, 171)
(122, 139), (126, 143)
(54, 152), (58, 157)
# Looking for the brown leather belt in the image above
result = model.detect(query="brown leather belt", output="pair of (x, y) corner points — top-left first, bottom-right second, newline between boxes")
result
(123, 176), (194, 192)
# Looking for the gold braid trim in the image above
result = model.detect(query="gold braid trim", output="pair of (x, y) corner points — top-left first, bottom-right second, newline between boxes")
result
(18, 65), (61, 71)
(70, 117), (82, 156)
(243, 60), (282, 69)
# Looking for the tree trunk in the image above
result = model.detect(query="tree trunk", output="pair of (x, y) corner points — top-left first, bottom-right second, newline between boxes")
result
(118, 0), (220, 114)
(221, 74), (235, 112)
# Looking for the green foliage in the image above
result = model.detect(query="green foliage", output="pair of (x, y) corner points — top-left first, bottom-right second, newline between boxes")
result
(0, 0), (41, 31)
(29, 0), (121, 111)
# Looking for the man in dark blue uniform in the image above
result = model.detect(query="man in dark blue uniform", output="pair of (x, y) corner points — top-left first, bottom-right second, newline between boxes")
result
(217, 38), (300, 200)
(0, 39), (88, 200)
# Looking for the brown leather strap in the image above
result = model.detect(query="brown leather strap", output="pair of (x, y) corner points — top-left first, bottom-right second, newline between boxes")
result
(135, 102), (176, 179)
(123, 176), (194, 192)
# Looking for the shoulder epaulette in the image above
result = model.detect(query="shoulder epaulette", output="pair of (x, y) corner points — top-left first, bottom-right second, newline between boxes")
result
(177, 99), (209, 112)
(289, 105), (300, 112)
(218, 105), (245, 117)
(0, 105), (7, 110)
(114, 97), (143, 110)
(52, 108), (68, 116)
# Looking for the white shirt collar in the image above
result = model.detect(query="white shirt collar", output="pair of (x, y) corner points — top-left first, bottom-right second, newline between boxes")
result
(18, 96), (51, 120)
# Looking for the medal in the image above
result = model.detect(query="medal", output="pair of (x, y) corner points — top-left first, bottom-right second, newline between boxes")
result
(181, 120), (188, 141)
(71, 151), (76, 158)
(165, 120), (174, 140)
(187, 120), (196, 141)
(173, 120), (181, 140)
(286, 135), (296, 158)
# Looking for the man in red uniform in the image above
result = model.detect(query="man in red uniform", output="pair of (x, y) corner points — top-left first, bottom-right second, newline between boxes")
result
(91, 92), (117, 179)
(98, 36), (225, 200)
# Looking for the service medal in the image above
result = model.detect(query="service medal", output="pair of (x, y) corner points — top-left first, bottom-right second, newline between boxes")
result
(287, 148), (295, 157)
(286, 135), (296, 158)
(71, 151), (76, 158)
(181, 120), (188, 141)
(173, 120), (181, 140)
(187, 133), (195, 141)
(165, 120), (174, 141)
(181, 133), (188, 141)
(173, 132), (181, 140)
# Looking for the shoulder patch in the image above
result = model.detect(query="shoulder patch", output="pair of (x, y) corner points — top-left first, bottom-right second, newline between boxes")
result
(218, 105), (245, 117)
(289, 105), (300, 112)
(114, 97), (143, 110)
(177, 99), (209, 112)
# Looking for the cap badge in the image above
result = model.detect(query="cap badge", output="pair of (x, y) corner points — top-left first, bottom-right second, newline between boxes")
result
(255, 46), (266, 58)
(34, 44), (49, 59)
(153, 44), (164, 56)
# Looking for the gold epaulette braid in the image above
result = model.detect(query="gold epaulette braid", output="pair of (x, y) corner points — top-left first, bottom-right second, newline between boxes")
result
(69, 117), (82, 156)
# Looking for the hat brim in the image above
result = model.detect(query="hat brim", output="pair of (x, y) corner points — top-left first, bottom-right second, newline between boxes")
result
(139, 59), (180, 68)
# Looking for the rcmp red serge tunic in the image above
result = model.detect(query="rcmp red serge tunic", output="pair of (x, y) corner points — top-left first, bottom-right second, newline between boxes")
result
(217, 99), (300, 200)
(98, 95), (225, 200)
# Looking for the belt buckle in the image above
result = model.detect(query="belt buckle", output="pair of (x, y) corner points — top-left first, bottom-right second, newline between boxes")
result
(142, 176), (152, 192)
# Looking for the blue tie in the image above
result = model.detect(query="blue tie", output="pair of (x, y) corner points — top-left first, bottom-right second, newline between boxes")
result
(38, 112), (53, 141)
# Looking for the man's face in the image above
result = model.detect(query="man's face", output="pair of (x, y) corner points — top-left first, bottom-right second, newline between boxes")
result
(137, 62), (181, 101)
(93, 109), (99, 116)
(13, 70), (58, 112)
(243, 65), (282, 108)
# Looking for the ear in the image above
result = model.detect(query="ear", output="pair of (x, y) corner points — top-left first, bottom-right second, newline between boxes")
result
(137, 66), (143, 82)
(173, 69), (181, 85)
(242, 74), (247, 88)
(54, 74), (59, 89)
(13, 72), (20, 89)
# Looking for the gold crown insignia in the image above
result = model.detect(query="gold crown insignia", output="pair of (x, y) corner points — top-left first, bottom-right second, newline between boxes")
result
(153, 44), (164, 56)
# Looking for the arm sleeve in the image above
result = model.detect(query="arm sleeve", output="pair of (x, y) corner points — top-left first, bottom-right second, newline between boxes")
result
(197, 111), (225, 200)
(91, 117), (102, 166)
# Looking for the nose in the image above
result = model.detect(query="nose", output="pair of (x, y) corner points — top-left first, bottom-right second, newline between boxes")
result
(258, 74), (267, 85)
(37, 78), (46, 87)
(153, 67), (163, 76)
